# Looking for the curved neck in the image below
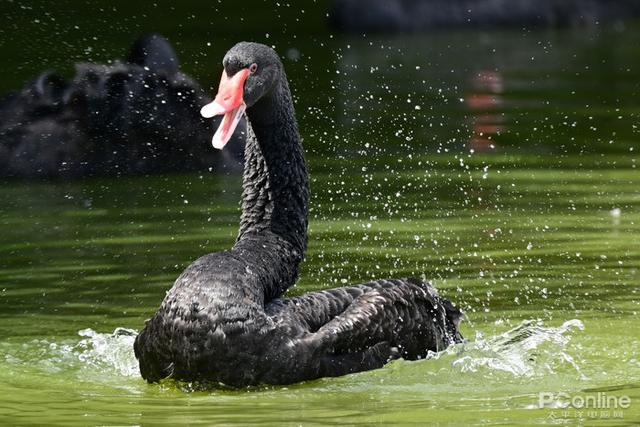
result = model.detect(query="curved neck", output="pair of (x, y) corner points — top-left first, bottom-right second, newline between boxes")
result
(232, 74), (309, 298)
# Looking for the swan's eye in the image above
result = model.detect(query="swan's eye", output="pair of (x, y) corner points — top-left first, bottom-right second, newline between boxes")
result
(249, 63), (258, 74)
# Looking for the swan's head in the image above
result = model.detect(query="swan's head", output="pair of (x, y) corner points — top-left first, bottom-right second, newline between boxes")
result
(200, 42), (282, 149)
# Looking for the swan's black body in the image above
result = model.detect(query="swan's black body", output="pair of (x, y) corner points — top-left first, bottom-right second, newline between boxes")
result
(134, 42), (462, 387)
(0, 34), (244, 179)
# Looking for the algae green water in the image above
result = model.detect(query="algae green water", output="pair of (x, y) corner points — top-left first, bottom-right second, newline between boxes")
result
(1, 2), (640, 425)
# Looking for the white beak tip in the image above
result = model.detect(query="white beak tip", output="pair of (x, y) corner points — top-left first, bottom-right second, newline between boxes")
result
(200, 101), (224, 118)
(211, 136), (226, 150)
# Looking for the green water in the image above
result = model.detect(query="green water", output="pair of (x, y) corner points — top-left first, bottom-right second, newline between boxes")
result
(1, 2), (640, 425)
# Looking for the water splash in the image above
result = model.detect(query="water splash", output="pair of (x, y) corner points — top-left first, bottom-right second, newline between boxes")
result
(1, 327), (141, 392)
(74, 327), (140, 377)
(444, 319), (585, 378)
(5, 319), (585, 389)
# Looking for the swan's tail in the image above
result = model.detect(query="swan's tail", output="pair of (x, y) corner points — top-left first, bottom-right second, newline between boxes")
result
(401, 277), (463, 354)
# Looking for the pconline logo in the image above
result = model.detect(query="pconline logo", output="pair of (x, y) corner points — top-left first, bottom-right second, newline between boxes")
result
(539, 392), (631, 409)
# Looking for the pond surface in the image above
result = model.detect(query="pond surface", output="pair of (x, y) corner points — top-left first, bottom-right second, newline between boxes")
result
(1, 3), (640, 425)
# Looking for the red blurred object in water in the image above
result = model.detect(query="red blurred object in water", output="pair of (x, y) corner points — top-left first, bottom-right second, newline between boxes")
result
(465, 71), (505, 152)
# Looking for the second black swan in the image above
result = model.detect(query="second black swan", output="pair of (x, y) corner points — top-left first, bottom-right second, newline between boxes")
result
(134, 42), (462, 387)
(0, 34), (244, 179)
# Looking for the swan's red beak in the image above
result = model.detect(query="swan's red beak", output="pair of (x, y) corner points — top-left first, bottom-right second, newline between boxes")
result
(200, 68), (249, 149)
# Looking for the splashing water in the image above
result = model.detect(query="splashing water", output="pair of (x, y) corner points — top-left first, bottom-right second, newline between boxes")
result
(445, 319), (585, 378)
(73, 320), (584, 383)
(4, 319), (584, 390)
(74, 327), (140, 377)
(3, 328), (142, 380)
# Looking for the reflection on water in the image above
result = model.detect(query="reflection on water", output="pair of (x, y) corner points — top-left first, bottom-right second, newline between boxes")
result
(466, 70), (505, 152)
(331, 27), (639, 156)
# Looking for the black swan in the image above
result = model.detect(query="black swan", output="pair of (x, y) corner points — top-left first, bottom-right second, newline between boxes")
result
(0, 34), (244, 179)
(329, 0), (640, 32)
(134, 42), (462, 387)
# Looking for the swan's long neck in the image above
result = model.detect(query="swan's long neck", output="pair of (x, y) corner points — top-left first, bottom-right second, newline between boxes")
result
(233, 73), (309, 299)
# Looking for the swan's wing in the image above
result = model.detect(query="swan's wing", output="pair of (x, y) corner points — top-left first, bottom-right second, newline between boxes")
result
(267, 278), (462, 359)
(316, 278), (462, 357)
(265, 285), (369, 332)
